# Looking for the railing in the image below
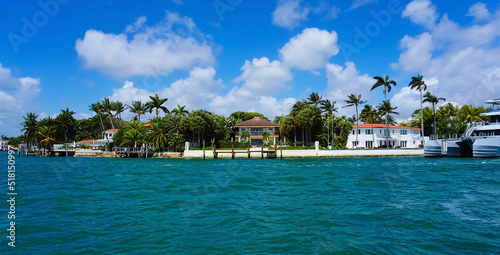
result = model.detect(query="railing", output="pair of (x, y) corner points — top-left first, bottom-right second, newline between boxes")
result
(235, 131), (278, 136)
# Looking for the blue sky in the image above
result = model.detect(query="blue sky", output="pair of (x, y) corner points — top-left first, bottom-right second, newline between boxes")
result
(2, 0), (500, 136)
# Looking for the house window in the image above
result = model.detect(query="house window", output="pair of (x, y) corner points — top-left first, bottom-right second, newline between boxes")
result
(241, 128), (246, 131)
(380, 129), (382, 134)
(400, 130), (407, 135)
(391, 130), (394, 134)
(352, 141), (358, 147)
(400, 141), (407, 147)
(365, 129), (372, 135)
(414, 130), (420, 135)
(365, 141), (373, 148)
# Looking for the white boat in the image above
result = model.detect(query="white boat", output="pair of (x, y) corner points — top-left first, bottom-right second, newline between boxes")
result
(424, 99), (500, 158)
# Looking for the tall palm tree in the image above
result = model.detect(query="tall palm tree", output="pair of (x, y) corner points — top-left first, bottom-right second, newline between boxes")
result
(37, 125), (57, 151)
(344, 94), (366, 148)
(371, 75), (397, 146)
(291, 100), (307, 146)
(172, 104), (189, 117)
(360, 104), (378, 148)
(102, 98), (116, 133)
(371, 75), (397, 100)
(377, 100), (399, 147)
(147, 120), (169, 150)
(307, 92), (323, 105)
(423, 92), (446, 138)
(20, 112), (39, 149)
(146, 93), (169, 118)
(112, 100), (126, 128)
(128, 100), (148, 123)
(457, 105), (486, 124)
(56, 108), (75, 157)
(408, 74), (427, 145)
(89, 102), (106, 135)
(320, 99), (338, 148)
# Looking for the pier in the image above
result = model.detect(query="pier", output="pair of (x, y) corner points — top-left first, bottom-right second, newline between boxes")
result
(213, 144), (278, 159)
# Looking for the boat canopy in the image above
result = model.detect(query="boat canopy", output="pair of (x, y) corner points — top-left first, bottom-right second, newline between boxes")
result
(485, 99), (500, 105)
(480, 110), (500, 116)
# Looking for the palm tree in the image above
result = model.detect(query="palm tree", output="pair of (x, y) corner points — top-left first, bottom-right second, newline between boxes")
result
(56, 108), (75, 157)
(147, 120), (169, 150)
(20, 112), (39, 149)
(371, 75), (397, 146)
(37, 125), (57, 151)
(89, 102), (106, 135)
(291, 101), (307, 146)
(457, 105), (486, 124)
(172, 104), (189, 117)
(408, 74), (427, 145)
(371, 75), (397, 101)
(377, 100), (399, 147)
(121, 129), (144, 148)
(102, 98), (116, 133)
(360, 104), (378, 148)
(344, 94), (367, 148)
(423, 91), (446, 138)
(320, 99), (338, 148)
(128, 100), (148, 123)
(241, 130), (250, 144)
(112, 100), (126, 128)
(146, 93), (169, 118)
(307, 92), (323, 105)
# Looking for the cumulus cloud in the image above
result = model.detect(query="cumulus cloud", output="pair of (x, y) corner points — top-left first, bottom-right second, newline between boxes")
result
(272, 0), (310, 29)
(325, 62), (375, 116)
(0, 63), (42, 136)
(393, 0), (500, 114)
(467, 2), (491, 22)
(76, 11), (215, 78)
(209, 57), (294, 119)
(159, 67), (224, 111)
(279, 28), (339, 71)
(402, 0), (438, 29)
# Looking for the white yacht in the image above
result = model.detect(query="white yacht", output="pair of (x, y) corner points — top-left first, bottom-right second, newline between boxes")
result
(424, 99), (500, 158)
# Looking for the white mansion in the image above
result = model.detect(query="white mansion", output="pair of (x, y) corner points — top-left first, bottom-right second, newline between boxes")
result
(347, 123), (427, 149)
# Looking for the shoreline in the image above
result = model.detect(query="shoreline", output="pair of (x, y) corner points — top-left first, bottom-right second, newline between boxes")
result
(69, 148), (424, 158)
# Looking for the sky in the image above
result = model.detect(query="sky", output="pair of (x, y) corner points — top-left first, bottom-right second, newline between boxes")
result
(1, 0), (500, 137)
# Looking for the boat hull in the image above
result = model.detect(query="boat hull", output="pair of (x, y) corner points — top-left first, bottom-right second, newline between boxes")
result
(473, 137), (500, 158)
(424, 140), (443, 157)
(446, 140), (473, 157)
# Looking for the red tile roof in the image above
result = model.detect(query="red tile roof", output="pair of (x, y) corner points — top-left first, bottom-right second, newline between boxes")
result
(234, 117), (279, 127)
(104, 129), (119, 132)
(353, 123), (420, 130)
(77, 139), (100, 144)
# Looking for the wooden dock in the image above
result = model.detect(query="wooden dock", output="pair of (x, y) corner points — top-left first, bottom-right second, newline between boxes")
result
(213, 144), (278, 159)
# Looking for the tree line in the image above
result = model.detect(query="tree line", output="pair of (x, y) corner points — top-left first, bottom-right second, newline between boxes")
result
(7, 74), (488, 151)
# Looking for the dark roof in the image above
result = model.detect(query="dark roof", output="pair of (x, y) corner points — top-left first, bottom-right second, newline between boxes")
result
(234, 117), (279, 127)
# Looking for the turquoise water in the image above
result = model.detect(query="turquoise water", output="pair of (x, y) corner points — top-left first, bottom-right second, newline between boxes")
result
(1, 152), (499, 254)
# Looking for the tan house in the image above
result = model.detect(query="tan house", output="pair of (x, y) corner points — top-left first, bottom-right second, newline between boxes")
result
(235, 117), (280, 146)
(0, 140), (9, 151)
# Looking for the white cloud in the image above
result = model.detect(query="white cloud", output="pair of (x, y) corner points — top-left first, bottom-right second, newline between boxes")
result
(159, 67), (224, 111)
(325, 62), (375, 116)
(396, 32), (433, 72)
(467, 2), (491, 22)
(391, 86), (421, 117)
(0, 63), (42, 137)
(394, 2), (500, 113)
(234, 57), (292, 94)
(171, 0), (183, 5)
(279, 28), (339, 71)
(76, 11), (215, 78)
(402, 0), (438, 29)
(349, 0), (377, 11)
(272, 0), (310, 29)
(209, 57), (294, 119)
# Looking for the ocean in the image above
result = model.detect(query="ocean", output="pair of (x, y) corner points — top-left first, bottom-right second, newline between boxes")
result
(1, 152), (499, 254)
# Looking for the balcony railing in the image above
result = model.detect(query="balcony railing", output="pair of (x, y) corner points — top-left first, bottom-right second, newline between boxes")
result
(235, 131), (278, 136)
